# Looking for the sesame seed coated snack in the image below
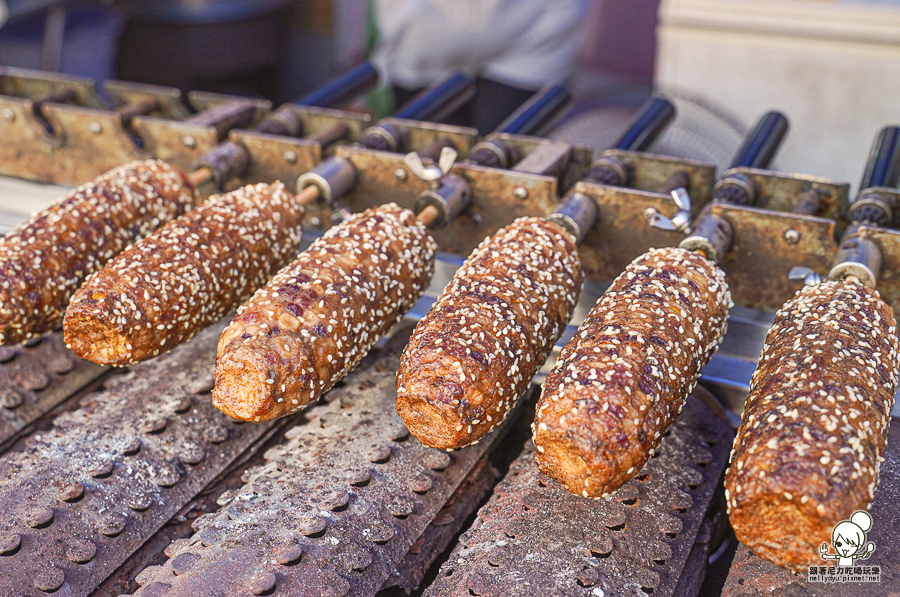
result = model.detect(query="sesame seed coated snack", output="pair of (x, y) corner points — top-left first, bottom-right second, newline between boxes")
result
(534, 247), (731, 498)
(64, 182), (304, 366)
(725, 280), (899, 572)
(396, 217), (583, 450)
(0, 160), (195, 346)
(213, 203), (435, 422)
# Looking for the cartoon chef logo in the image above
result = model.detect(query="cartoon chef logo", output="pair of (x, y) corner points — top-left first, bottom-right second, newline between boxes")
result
(819, 510), (876, 566)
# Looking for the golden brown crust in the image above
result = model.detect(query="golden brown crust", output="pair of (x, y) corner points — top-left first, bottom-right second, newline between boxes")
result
(725, 280), (899, 571)
(64, 182), (303, 365)
(396, 218), (582, 449)
(213, 203), (435, 422)
(0, 160), (195, 346)
(533, 247), (731, 497)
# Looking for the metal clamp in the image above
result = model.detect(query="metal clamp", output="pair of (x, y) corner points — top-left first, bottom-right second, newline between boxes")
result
(788, 266), (824, 287)
(403, 146), (458, 183)
(645, 187), (693, 233)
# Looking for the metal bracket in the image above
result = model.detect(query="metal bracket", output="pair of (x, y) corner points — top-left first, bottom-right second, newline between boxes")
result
(720, 166), (849, 222)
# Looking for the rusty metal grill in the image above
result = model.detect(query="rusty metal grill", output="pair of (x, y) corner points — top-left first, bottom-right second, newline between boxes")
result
(423, 393), (733, 597)
(128, 346), (518, 597)
(0, 322), (286, 597)
(0, 332), (105, 447)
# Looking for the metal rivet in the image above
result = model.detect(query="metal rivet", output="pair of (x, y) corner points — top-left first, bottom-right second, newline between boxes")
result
(284, 150), (299, 164)
(141, 418), (168, 434)
(56, 482), (85, 502)
(513, 186), (529, 200)
(784, 229), (800, 244)
(66, 539), (96, 563)
(24, 507), (54, 527)
(173, 396), (192, 413)
(171, 552), (201, 575)
(121, 437), (142, 455)
(188, 374), (215, 394)
(154, 466), (181, 487)
(2, 108), (15, 122)
(1, 388), (26, 409)
(394, 168), (408, 182)
(363, 521), (395, 543)
(321, 491), (350, 511)
(388, 496), (414, 518)
(365, 445), (391, 463)
(34, 564), (65, 592)
(306, 215), (323, 228)
(89, 460), (114, 478)
(164, 538), (191, 558)
(248, 572), (277, 595)
(135, 565), (164, 586)
(183, 136), (196, 148)
(89, 121), (102, 134)
(275, 544), (304, 565)
(128, 494), (153, 511)
(0, 346), (16, 362)
(386, 423), (409, 442)
(99, 513), (126, 536)
(322, 576), (350, 597)
(204, 424), (228, 444)
(408, 474), (433, 493)
(298, 515), (327, 536)
(422, 450), (451, 470)
(197, 528), (222, 546)
(142, 582), (172, 597)
(347, 467), (371, 486)
(179, 442), (205, 465)
(0, 533), (21, 554)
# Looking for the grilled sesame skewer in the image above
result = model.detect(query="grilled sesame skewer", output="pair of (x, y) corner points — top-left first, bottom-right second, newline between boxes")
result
(395, 97), (677, 450)
(533, 112), (788, 497)
(212, 202), (439, 421)
(725, 126), (900, 571)
(0, 160), (196, 346)
(64, 184), (320, 365)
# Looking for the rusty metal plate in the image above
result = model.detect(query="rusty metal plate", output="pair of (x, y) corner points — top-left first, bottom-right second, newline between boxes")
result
(127, 347), (517, 597)
(0, 321), (282, 597)
(186, 90), (271, 116)
(0, 96), (68, 182)
(724, 167), (849, 223)
(715, 203), (838, 312)
(103, 80), (189, 121)
(131, 116), (220, 174)
(229, 130), (324, 189)
(423, 392), (733, 597)
(722, 419), (900, 597)
(600, 149), (718, 206)
(858, 226), (900, 317)
(334, 145), (561, 255)
(485, 132), (593, 175)
(376, 117), (479, 157)
(0, 332), (105, 447)
(573, 180), (690, 281)
(0, 66), (104, 109)
(292, 105), (372, 143)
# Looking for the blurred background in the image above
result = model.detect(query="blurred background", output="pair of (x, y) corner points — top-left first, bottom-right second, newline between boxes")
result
(1, 0), (900, 190)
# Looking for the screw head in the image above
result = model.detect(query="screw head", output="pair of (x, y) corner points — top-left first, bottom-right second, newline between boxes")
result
(284, 150), (299, 164)
(183, 136), (196, 148)
(394, 168), (408, 182)
(89, 121), (102, 134)
(513, 186), (529, 200)
(784, 229), (801, 244)
(307, 215), (323, 228)
(2, 108), (15, 122)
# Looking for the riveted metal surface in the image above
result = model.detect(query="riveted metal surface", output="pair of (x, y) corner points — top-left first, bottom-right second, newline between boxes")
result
(714, 203), (839, 312)
(333, 145), (560, 256)
(0, 332), (105, 447)
(375, 117), (478, 157)
(130, 116), (221, 174)
(573, 180), (692, 282)
(423, 393), (733, 597)
(721, 420), (900, 597)
(722, 167), (849, 223)
(0, 67), (104, 109)
(599, 149), (718, 206)
(128, 347), (516, 597)
(0, 322), (281, 597)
